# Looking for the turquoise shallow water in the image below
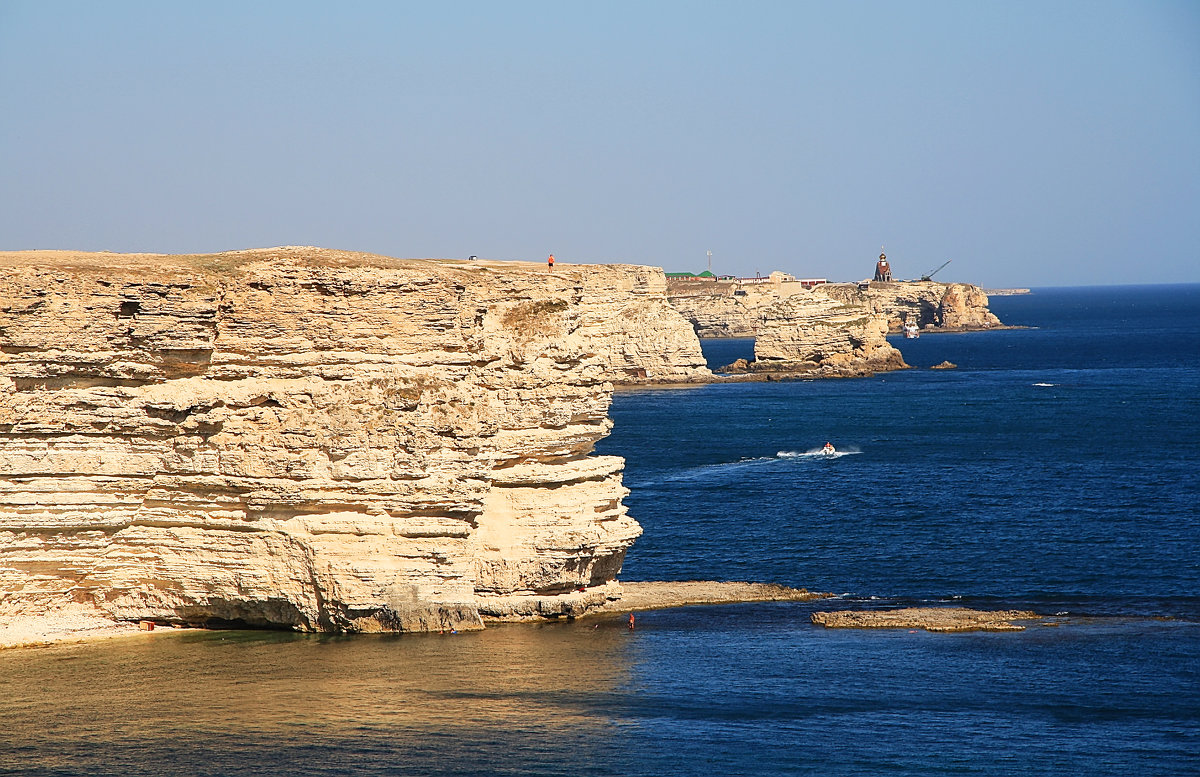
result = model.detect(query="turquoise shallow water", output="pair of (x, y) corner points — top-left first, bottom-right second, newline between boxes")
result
(1, 285), (1197, 775)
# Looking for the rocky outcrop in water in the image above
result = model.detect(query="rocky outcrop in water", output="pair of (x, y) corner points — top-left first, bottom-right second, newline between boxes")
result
(732, 293), (908, 376)
(0, 248), (709, 633)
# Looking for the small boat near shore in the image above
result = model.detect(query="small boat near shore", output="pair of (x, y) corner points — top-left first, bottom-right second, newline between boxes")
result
(903, 322), (920, 339)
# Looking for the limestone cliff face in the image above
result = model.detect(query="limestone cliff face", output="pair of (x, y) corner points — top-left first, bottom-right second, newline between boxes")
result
(0, 248), (707, 632)
(818, 281), (1002, 332)
(667, 279), (812, 338)
(668, 278), (907, 376)
(752, 293), (907, 374)
(937, 283), (1003, 330)
(575, 267), (712, 383)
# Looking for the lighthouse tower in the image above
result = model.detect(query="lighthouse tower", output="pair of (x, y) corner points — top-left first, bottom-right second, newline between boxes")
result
(874, 250), (892, 282)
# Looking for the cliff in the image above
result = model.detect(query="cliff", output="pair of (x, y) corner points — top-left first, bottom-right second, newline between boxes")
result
(668, 278), (1002, 336)
(667, 279), (906, 376)
(666, 278), (810, 338)
(0, 247), (708, 634)
(575, 268), (712, 384)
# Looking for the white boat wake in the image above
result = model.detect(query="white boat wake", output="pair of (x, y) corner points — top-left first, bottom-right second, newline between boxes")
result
(777, 448), (862, 459)
(640, 447), (863, 486)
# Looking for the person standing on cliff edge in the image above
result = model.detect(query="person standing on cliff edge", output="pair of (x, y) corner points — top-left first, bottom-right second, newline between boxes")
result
(547, 253), (555, 271)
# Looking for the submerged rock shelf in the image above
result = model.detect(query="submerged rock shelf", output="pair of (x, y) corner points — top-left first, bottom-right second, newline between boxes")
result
(811, 607), (1043, 632)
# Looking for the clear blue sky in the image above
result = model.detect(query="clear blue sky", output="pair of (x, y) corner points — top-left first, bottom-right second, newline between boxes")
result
(1, 1), (1197, 287)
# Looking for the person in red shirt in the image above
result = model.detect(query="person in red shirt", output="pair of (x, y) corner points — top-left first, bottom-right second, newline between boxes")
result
(548, 253), (555, 271)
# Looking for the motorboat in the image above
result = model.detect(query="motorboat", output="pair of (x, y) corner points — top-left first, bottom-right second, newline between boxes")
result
(903, 322), (920, 339)
(821, 442), (836, 456)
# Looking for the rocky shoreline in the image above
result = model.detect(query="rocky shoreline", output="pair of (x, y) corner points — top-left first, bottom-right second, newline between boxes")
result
(2, 588), (1063, 649)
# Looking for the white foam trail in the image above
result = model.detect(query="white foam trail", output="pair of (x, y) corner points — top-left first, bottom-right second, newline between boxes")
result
(658, 455), (776, 483)
(778, 448), (862, 459)
(654, 447), (862, 484)
(1032, 382), (1057, 387)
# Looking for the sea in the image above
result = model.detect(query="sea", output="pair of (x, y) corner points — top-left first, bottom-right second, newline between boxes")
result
(1, 285), (1197, 776)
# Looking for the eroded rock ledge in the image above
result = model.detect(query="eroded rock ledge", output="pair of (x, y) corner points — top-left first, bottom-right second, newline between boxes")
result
(592, 580), (829, 614)
(0, 247), (710, 634)
(667, 278), (1003, 339)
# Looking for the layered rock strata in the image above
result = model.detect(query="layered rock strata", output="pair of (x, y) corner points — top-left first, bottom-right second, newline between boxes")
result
(578, 267), (712, 383)
(0, 248), (708, 633)
(818, 281), (1002, 332)
(742, 293), (908, 376)
(668, 278), (1002, 337)
(666, 278), (813, 338)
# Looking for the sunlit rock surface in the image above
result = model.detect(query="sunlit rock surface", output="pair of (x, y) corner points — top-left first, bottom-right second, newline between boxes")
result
(668, 278), (1002, 337)
(751, 293), (907, 375)
(666, 278), (815, 338)
(0, 248), (709, 632)
(818, 281), (1002, 332)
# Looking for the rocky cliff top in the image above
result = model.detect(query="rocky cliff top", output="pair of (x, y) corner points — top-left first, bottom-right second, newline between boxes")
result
(3, 246), (565, 274)
(1, 247), (712, 385)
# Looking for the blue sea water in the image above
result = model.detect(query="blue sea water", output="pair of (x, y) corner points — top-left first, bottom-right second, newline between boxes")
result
(612, 285), (1200, 617)
(1, 285), (1197, 776)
